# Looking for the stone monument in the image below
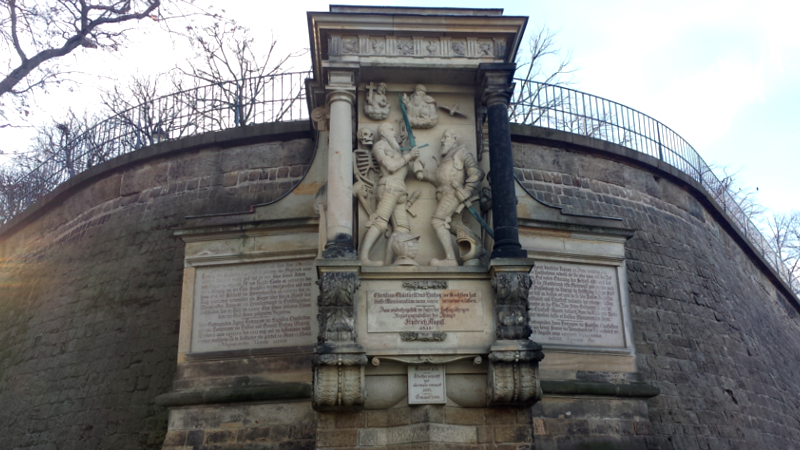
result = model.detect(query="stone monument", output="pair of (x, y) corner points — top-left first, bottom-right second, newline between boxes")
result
(156, 6), (655, 449)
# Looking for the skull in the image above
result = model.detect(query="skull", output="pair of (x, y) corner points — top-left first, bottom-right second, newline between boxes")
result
(357, 127), (374, 147)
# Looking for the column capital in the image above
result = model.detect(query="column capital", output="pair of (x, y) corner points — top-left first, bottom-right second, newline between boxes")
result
(325, 88), (356, 105)
(478, 63), (516, 107)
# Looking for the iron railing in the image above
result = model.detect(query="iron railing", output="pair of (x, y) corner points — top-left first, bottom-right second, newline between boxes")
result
(510, 79), (797, 290)
(0, 74), (795, 291)
(1, 71), (311, 221)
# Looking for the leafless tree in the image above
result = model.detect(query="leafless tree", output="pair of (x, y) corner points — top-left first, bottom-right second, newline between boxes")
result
(181, 23), (306, 128)
(510, 26), (578, 126)
(100, 71), (193, 149)
(765, 211), (800, 294)
(0, 0), (220, 123)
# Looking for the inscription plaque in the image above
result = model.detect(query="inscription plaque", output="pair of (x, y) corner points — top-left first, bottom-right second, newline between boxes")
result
(367, 290), (482, 332)
(408, 365), (446, 404)
(529, 262), (624, 348)
(191, 260), (316, 353)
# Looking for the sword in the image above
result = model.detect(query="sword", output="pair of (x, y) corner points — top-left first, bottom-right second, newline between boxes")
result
(397, 94), (429, 151)
(451, 181), (495, 240)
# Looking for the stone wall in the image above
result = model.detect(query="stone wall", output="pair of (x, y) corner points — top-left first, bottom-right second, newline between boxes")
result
(512, 129), (800, 449)
(0, 122), (316, 450)
(2, 120), (799, 450)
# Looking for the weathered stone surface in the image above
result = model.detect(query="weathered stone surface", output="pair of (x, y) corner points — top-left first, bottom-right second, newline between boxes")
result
(0, 135), (315, 450)
(514, 141), (800, 449)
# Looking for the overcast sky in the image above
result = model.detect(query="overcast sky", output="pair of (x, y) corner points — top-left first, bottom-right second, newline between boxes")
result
(4, 0), (798, 215)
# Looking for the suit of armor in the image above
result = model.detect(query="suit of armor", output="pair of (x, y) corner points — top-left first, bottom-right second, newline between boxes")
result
(429, 131), (485, 266)
(358, 123), (419, 265)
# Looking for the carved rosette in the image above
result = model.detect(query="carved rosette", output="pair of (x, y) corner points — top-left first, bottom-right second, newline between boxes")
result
(313, 269), (367, 411)
(491, 271), (533, 340)
(317, 272), (360, 343)
(487, 346), (544, 405)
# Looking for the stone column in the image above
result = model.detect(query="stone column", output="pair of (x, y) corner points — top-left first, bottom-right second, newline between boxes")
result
(479, 64), (527, 260)
(323, 70), (357, 259)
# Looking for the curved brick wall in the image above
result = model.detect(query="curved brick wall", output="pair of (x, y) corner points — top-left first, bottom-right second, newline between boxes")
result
(0, 122), (315, 449)
(512, 127), (800, 449)
(1, 121), (799, 450)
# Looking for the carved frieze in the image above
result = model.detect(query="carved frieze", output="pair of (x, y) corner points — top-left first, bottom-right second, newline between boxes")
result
(399, 331), (447, 342)
(402, 280), (448, 290)
(328, 35), (507, 59)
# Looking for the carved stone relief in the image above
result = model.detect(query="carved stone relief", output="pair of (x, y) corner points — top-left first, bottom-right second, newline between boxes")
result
(358, 123), (421, 266)
(328, 35), (507, 59)
(364, 82), (390, 120)
(313, 353), (368, 410)
(487, 350), (543, 405)
(317, 272), (360, 344)
(415, 129), (486, 266)
(401, 85), (438, 129)
(491, 271), (533, 340)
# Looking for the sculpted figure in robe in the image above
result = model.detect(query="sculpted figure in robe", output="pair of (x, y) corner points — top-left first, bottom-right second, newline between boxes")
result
(417, 129), (486, 266)
(359, 123), (421, 266)
(364, 82), (390, 120)
(401, 84), (438, 129)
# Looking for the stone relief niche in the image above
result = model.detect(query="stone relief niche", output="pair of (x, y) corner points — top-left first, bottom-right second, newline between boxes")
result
(355, 82), (489, 268)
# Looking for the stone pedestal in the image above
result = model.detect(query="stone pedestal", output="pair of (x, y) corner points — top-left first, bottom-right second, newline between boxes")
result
(313, 263), (367, 411)
(487, 259), (544, 406)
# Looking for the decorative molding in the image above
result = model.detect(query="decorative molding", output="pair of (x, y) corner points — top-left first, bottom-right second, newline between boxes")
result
(313, 364), (366, 410)
(328, 34), (507, 59)
(317, 272), (360, 344)
(399, 331), (447, 342)
(491, 271), (533, 340)
(371, 355), (482, 366)
(487, 360), (541, 405)
(402, 280), (448, 290)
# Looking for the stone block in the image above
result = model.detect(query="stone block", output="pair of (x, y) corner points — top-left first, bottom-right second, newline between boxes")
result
(494, 425), (532, 443)
(368, 410), (389, 428)
(120, 162), (169, 196)
(446, 407), (485, 425)
(387, 407), (412, 426)
(317, 429), (358, 447)
(237, 427), (272, 442)
(411, 405), (445, 424)
(204, 429), (235, 444)
(336, 412), (367, 429)
(485, 408), (518, 425)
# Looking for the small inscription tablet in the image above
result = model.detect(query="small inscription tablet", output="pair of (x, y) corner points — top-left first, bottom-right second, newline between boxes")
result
(408, 365), (446, 404)
(529, 262), (624, 348)
(191, 260), (316, 353)
(367, 289), (482, 332)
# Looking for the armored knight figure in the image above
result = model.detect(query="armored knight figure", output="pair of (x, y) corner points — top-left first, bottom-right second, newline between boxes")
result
(358, 123), (420, 266)
(418, 129), (485, 266)
(401, 84), (438, 129)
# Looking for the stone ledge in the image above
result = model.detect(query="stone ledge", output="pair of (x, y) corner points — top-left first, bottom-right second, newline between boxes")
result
(154, 382), (312, 407)
(0, 120), (313, 238)
(540, 380), (659, 398)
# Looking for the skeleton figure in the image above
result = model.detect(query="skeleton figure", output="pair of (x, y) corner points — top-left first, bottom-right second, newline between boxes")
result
(401, 84), (438, 129)
(364, 82), (390, 121)
(417, 129), (485, 266)
(358, 123), (420, 266)
(353, 127), (378, 219)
